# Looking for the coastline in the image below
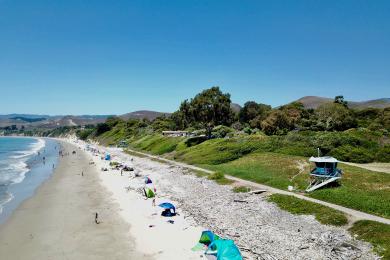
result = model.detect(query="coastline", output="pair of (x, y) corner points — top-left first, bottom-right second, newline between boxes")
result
(0, 140), (147, 259)
(0, 137), (56, 224)
(0, 137), (379, 259)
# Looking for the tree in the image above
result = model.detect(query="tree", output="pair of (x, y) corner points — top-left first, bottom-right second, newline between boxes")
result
(334, 95), (348, 108)
(261, 110), (294, 135)
(315, 103), (356, 131)
(174, 86), (234, 137)
(239, 101), (271, 127)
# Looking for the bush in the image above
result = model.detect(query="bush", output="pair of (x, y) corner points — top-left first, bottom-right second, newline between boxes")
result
(233, 186), (251, 193)
(207, 172), (234, 185)
(376, 145), (390, 162)
(212, 125), (234, 138)
(330, 145), (374, 163)
(76, 128), (94, 140)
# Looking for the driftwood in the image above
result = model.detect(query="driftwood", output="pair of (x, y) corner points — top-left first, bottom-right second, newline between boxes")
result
(248, 189), (267, 194)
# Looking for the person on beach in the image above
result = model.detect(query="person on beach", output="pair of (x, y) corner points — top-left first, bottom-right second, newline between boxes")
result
(95, 212), (99, 224)
(121, 169), (123, 176)
(82, 171), (84, 176)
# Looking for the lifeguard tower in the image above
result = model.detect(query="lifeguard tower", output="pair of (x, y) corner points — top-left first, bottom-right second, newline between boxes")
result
(306, 156), (342, 192)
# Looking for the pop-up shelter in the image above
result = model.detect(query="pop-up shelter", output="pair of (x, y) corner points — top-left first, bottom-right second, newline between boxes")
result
(144, 177), (152, 184)
(206, 239), (242, 260)
(199, 230), (220, 246)
(158, 202), (176, 217)
(143, 188), (155, 198)
(105, 153), (111, 160)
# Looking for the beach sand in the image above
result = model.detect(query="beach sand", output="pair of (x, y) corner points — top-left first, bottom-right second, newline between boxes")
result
(0, 141), (149, 260)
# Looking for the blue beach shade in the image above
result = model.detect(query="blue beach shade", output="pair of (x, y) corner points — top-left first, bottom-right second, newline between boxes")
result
(158, 202), (175, 212)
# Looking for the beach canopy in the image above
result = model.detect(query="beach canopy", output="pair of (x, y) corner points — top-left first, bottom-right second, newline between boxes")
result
(143, 188), (155, 198)
(144, 177), (152, 184)
(207, 239), (242, 260)
(158, 202), (175, 211)
(199, 230), (220, 245)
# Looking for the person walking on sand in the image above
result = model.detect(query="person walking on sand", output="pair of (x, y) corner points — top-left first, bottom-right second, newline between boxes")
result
(95, 212), (99, 224)
(81, 171), (84, 176)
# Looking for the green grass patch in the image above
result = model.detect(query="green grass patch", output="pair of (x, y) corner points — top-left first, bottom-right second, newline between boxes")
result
(268, 194), (348, 226)
(233, 186), (251, 193)
(174, 135), (267, 165)
(208, 152), (390, 219)
(131, 134), (184, 155)
(207, 152), (309, 190)
(207, 172), (234, 185)
(349, 220), (390, 259)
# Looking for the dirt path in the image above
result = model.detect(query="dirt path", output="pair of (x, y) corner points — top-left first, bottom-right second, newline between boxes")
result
(125, 149), (390, 226)
(342, 161), (390, 174)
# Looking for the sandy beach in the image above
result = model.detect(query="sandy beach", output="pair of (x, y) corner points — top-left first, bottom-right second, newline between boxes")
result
(0, 141), (148, 260)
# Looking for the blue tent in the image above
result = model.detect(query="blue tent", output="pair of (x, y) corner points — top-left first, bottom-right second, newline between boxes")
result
(158, 202), (175, 211)
(158, 202), (176, 216)
(207, 239), (242, 260)
(105, 154), (111, 160)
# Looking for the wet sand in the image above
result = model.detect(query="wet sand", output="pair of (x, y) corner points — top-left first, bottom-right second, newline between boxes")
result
(0, 141), (149, 260)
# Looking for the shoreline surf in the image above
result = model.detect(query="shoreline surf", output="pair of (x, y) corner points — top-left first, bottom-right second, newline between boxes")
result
(0, 136), (59, 224)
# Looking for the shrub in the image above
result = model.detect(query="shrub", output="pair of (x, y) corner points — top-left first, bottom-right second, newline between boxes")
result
(212, 125), (234, 138)
(233, 186), (251, 193)
(330, 145), (374, 163)
(376, 145), (390, 162)
(207, 172), (233, 185)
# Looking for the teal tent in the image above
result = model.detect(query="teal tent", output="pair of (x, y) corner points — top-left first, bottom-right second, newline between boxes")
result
(206, 239), (242, 260)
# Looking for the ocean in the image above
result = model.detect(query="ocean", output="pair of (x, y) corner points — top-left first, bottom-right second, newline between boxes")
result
(0, 137), (59, 223)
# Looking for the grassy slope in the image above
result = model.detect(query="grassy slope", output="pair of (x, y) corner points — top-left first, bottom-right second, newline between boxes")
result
(131, 135), (185, 155)
(207, 152), (390, 219)
(349, 220), (390, 259)
(268, 194), (348, 226)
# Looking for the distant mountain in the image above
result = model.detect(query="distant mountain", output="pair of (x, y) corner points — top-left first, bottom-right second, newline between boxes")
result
(230, 103), (242, 114)
(9, 116), (47, 123)
(293, 96), (390, 109)
(0, 114), (110, 129)
(120, 110), (171, 121)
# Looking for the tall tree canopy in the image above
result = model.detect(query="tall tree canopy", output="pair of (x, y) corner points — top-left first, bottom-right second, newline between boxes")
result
(173, 86), (233, 137)
(239, 101), (271, 128)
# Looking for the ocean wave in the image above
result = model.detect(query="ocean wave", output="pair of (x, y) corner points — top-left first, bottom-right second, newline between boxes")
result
(9, 138), (45, 159)
(0, 191), (13, 215)
(0, 160), (30, 185)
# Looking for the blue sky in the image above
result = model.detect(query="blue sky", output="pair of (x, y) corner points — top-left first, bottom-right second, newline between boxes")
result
(0, 0), (389, 115)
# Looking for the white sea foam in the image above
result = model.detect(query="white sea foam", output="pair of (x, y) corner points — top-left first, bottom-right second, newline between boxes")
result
(9, 138), (45, 159)
(0, 191), (14, 215)
(1, 138), (46, 185)
(0, 161), (30, 185)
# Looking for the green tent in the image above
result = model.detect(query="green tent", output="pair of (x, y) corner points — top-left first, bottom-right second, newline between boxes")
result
(144, 188), (155, 198)
(199, 230), (220, 245)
